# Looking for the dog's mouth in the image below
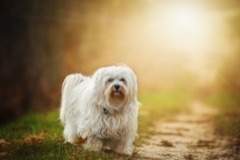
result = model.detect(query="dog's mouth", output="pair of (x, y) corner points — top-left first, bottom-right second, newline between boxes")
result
(112, 91), (122, 94)
(111, 90), (125, 101)
(109, 88), (125, 103)
(111, 90), (124, 96)
(110, 86), (125, 102)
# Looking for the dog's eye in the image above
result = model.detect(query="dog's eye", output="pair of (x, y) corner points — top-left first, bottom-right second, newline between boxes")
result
(108, 78), (114, 82)
(120, 78), (125, 82)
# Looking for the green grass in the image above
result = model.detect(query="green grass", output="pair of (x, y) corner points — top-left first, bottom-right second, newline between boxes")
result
(0, 112), (115, 160)
(206, 93), (240, 136)
(0, 91), (191, 159)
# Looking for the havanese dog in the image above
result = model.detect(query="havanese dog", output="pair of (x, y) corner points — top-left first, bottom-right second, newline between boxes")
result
(60, 65), (139, 156)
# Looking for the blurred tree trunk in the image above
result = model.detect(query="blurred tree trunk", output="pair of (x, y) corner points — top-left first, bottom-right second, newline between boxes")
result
(0, 0), (66, 125)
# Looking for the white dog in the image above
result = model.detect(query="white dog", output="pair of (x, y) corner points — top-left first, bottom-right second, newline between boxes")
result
(60, 65), (139, 155)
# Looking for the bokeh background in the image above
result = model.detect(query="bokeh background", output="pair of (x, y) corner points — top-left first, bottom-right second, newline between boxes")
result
(1, 0), (240, 125)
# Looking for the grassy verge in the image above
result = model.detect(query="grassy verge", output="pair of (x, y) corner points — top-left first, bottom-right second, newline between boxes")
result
(206, 93), (240, 136)
(0, 91), (191, 159)
(0, 112), (116, 160)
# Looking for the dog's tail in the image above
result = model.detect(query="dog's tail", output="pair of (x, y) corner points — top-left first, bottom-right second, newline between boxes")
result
(60, 74), (85, 126)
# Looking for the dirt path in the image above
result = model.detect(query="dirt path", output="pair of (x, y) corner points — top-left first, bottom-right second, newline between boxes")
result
(134, 102), (239, 160)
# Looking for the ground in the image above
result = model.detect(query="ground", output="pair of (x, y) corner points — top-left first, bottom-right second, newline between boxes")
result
(1, 92), (240, 159)
(134, 102), (240, 160)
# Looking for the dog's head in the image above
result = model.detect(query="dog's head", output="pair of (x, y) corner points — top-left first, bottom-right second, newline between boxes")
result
(92, 65), (138, 111)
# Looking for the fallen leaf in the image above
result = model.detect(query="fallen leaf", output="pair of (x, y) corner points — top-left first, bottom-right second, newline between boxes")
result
(184, 154), (194, 160)
(232, 138), (240, 143)
(76, 147), (82, 152)
(75, 137), (87, 144)
(56, 138), (64, 143)
(73, 153), (81, 159)
(39, 129), (48, 136)
(197, 140), (214, 147)
(24, 135), (44, 145)
(0, 139), (12, 149)
(198, 140), (215, 143)
(84, 153), (93, 160)
(160, 140), (174, 147)
(0, 152), (11, 158)
(0, 139), (11, 145)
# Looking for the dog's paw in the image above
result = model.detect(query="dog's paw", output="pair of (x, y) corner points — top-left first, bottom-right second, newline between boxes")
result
(114, 148), (132, 156)
(83, 145), (102, 152)
(83, 144), (102, 152)
(121, 150), (132, 156)
(91, 148), (102, 152)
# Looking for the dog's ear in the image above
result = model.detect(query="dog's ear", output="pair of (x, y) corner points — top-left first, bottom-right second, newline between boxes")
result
(92, 68), (106, 103)
(124, 67), (138, 106)
(127, 67), (138, 98)
(130, 69), (138, 97)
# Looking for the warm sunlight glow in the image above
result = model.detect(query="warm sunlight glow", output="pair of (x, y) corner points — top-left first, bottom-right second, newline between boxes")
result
(146, 3), (212, 54)
(165, 5), (209, 51)
(165, 5), (208, 36)
(170, 8), (203, 29)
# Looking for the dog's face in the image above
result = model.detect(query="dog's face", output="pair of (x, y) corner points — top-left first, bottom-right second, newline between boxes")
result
(105, 73), (127, 104)
(93, 66), (137, 109)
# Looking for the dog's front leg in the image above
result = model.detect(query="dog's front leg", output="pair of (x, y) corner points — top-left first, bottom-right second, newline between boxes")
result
(84, 136), (103, 152)
(113, 138), (133, 156)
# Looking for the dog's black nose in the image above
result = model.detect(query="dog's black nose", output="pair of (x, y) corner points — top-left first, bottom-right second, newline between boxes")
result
(114, 84), (120, 90)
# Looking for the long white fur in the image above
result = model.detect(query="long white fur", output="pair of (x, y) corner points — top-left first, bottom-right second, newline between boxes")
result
(60, 65), (139, 155)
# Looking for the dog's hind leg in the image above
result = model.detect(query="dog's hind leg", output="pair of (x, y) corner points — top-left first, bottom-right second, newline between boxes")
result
(83, 136), (103, 152)
(112, 138), (133, 156)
